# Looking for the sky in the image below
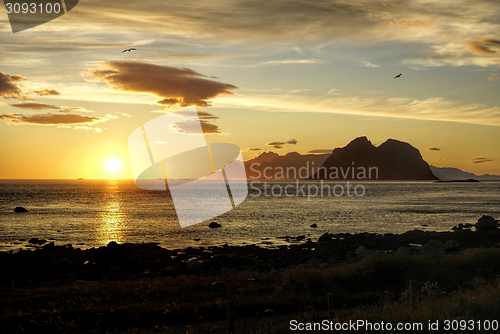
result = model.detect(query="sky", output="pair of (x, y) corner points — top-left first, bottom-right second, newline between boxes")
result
(0, 0), (499, 179)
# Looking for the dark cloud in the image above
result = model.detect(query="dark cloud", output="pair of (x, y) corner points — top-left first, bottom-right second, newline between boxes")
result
(472, 157), (493, 163)
(33, 89), (60, 96)
(306, 149), (332, 154)
(426, 147), (441, 151)
(9, 102), (59, 110)
(266, 138), (298, 149)
(266, 141), (286, 149)
(88, 61), (237, 107)
(171, 119), (221, 134)
(0, 72), (27, 99)
(247, 148), (262, 151)
(0, 113), (103, 125)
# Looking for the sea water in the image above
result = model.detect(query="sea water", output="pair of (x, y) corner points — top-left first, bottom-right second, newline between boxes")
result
(0, 179), (498, 251)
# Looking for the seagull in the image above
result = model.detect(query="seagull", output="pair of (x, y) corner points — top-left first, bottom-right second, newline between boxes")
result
(394, 73), (402, 79)
(122, 48), (136, 53)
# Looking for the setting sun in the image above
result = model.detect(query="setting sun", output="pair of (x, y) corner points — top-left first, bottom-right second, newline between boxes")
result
(105, 158), (122, 173)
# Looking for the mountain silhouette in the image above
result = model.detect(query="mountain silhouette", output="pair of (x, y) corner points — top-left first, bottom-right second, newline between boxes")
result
(310, 137), (437, 180)
(245, 151), (330, 179)
(430, 166), (500, 181)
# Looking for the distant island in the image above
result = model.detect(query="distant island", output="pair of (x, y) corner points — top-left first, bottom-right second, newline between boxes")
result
(430, 166), (500, 181)
(245, 137), (438, 181)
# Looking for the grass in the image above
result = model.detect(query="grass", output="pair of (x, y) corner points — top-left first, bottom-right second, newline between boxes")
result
(3, 247), (500, 333)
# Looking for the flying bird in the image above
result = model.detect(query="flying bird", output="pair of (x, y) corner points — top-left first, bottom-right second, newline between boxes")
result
(122, 48), (136, 53)
(394, 73), (402, 79)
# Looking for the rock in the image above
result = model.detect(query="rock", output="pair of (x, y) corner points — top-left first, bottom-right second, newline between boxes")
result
(475, 215), (498, 231)
(107, 241), (121, 249)
(57, 259), (73, 268)
(419, 239), (445, 258)
(14, 207), (28, 213)
(397, 247), (411, 256)
(28, 238), (47, 245)
(444, 239), (459, 251)
(186, 259), (201, 272)
(318, 233), (332, 244)
(209, 222), (222, 228)
(160, 266), (177, 277)
(43, 242), (55, 249)
(310, 224), (318, 228)
(356, 246), (373, 259)
(212, 281), (229, 293)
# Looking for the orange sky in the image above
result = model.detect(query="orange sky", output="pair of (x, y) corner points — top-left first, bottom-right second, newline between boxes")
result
(0, 0), (499, 178)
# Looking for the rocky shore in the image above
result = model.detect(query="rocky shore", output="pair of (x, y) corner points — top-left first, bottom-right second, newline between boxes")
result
(1, 216), (498, 288)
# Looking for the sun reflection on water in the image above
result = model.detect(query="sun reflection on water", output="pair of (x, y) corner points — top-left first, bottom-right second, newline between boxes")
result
(97, 182), (125, 245)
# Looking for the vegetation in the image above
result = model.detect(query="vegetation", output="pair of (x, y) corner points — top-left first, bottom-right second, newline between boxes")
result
(3, 247), (500, 333)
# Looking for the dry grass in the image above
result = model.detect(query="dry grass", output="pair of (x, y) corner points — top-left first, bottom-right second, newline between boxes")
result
(3, 247), (500, 333)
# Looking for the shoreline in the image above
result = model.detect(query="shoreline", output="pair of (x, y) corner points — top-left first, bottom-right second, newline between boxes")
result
(1, 216), (498, 288)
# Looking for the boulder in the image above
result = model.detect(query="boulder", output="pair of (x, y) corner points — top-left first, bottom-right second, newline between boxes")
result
(443, 239), (459, 251)
(419, 239), (445, 258)
(159, 266), (177, 277)
(475, 215), (498, 231)
(14, 207), (28, 213)
(397, 247), (411, 256)
(209, 222), (222, 228)
(186, 259), (201, 272)
(310, 223), (318, 228)
(57, 259), (73, 268)
(317, 233), (332, 243)
(212, 281), (229, 293)
(356, 246), (372, 259)
(28, 238), (47, 245)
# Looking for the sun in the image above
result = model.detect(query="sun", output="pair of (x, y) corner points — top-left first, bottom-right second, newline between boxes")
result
(105, 158), (122, 173)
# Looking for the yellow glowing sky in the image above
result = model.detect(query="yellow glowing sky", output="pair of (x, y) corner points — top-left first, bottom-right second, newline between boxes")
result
(0, 0), (499, 179)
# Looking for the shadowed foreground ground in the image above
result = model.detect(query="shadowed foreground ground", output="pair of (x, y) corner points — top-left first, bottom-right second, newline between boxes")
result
(2, 224), (500, 333)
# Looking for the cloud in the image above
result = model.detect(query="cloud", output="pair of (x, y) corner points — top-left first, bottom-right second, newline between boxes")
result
(170, 119), (222, 134)
(171, 109), (219, 120)
(220, 93), (500, 127)
(9, 102), (59, 110)
(427, 147), (441, 151)
(0, 113), (104, 125)
(488, 73), (500, 81)
(360, 61), (380, 68)
(306, 149), (332, 154)
(0, 72), (27, 99)
(472, 157), (493, 163)
(1, 72), (63, 100)
(32, 89), (60, 96)
(286, 139), (298, 145)
(266, 141), (286, 149)
(262, 59), (319, 65)
(60, 106), (94, 113)
(246, 148), (262, 151)
(464, 38), (500, 56)
(87, 61), (237, 107)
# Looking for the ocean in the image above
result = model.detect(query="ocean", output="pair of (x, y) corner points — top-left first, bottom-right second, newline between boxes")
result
(0, 179), (499, 252)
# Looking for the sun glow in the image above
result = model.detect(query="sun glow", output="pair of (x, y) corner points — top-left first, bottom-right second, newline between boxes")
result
(105, 158), (122, 173)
